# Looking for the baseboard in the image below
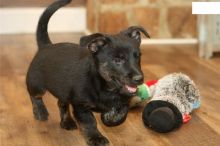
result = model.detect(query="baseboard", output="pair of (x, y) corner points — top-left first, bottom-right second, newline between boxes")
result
(84, 30), (198, 45)
(141, 38), (198, 45)
(0, 7), (86, 34)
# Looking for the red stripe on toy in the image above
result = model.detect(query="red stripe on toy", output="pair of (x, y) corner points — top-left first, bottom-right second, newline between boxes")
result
(146, 80), (158, 87)
(183, 114), (192, 123)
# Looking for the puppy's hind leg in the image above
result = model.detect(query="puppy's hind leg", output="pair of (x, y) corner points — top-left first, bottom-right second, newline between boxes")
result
(58, 100), (77, 130)
(26, 72), (49, 121)
(30, 95), (49, 121)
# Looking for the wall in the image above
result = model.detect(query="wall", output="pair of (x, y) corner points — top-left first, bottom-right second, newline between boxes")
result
(0, 0), (86, 7)
(87, 0), (197, 38)
(0, 0), (86, 34)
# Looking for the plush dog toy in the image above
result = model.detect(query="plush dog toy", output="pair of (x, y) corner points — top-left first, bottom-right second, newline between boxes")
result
(130, 73), (201, 133)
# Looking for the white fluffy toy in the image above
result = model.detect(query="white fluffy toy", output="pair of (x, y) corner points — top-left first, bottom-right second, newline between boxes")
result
(130, 73), (201, 133)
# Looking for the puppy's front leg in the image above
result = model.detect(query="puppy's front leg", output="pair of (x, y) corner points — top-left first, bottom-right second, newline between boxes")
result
(74, 106), (109, 146)
(101, 106), (128, 127)
(58, 100), (77, 130)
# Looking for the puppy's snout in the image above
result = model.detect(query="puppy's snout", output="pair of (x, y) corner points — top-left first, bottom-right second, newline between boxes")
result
(132, 75), (143, 85)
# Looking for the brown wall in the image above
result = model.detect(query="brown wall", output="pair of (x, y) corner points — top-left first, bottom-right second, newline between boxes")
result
(87, 0), (197, 38)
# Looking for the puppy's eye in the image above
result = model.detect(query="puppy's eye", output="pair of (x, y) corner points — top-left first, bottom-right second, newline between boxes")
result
(112, 53), (125, 64)
(113, 54), (125, 64)
(113, 56), (125, 64)
(133, 52), (141, 58)
(114, 58), (122, 63)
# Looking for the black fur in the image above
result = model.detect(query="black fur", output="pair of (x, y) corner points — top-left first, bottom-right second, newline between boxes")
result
(26, 0), (150, 145)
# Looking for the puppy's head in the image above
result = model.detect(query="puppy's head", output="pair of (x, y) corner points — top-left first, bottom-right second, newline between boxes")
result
(80, 26), (150, 96)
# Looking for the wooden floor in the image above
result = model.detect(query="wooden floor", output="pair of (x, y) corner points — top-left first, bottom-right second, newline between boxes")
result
(1, 34), (220, 146)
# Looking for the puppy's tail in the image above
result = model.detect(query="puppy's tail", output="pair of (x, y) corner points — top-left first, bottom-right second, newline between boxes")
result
(36, 0), (71, 50)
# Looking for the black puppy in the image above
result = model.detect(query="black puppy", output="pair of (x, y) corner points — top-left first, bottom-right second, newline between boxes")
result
(26, 0), (150, 146)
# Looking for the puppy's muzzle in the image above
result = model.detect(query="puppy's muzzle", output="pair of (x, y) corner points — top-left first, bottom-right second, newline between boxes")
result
(132, 75), (144, 85)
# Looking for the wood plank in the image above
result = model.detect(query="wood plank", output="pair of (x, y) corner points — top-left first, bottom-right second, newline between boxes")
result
(0, 34), (220, 146)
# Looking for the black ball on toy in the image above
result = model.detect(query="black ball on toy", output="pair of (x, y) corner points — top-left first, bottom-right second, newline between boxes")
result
(142, 100), (183, 133)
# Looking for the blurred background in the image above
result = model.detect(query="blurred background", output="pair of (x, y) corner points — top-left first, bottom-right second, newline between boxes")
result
(0, 0), (220, 58)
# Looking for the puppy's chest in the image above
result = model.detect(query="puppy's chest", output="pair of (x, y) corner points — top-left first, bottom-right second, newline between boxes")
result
(92, 91), (123, 112)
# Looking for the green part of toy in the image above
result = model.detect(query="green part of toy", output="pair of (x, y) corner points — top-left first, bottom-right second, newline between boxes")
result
(137, 84), (151, 101)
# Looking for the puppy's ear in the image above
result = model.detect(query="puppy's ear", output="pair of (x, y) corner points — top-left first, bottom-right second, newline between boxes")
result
(120, 26), (150, 43)
(80, 33), (109, 53)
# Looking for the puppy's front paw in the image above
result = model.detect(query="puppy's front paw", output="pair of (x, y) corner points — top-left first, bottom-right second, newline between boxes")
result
(60, 118), (77, 130)
(87, 135), (109, 146)
(101, 107), (128, 127)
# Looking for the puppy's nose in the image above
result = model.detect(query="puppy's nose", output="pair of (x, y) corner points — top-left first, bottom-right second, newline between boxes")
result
(132, 75), (143, 84)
